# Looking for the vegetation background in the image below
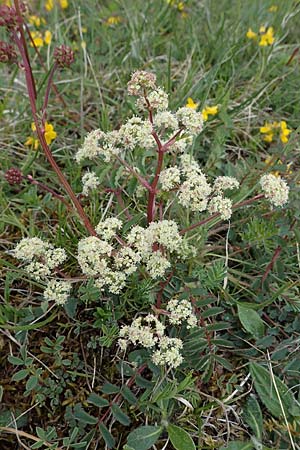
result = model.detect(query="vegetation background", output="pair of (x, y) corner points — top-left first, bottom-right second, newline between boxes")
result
(0, 0), (300, 449)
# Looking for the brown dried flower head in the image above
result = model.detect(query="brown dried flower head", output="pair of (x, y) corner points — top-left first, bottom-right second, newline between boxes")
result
(5, 168), (23, 185)
(0, 41), (17, 64)
(53, 45), (75, 68)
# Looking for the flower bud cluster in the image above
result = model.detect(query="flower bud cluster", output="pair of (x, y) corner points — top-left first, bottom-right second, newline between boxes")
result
(0, 4), (26, 29)
(260, 174), (289, 207)
(5, 167), (23, 185)
(127, 70), (157, 96)
(53, 45), (74, 68)
(0, 41), (17, 63)
(81, 171), (100, 196)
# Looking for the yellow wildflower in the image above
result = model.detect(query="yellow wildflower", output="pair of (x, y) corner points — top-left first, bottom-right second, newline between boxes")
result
(202, 105), (219, 121)
(268, 5), (278, 12)
(59, 0), (68, 8)
(45, 0), (54, 11)
(280, 121), (291, 144)
(44, 122), (57, 145)
(105, 16), (122, 26)
(259, 27), (274, 46)
(30, 31), (44, 48)
(25, 136), (39, 150)
(260, 121), (291, 144)
(30, 122), (57, 146)
(44, 30), (52, 45)
(29, 15), (46, 27)
(246, 28), (257, 39)
(186, 97), (198, 109)
(265, 156), (293, 177)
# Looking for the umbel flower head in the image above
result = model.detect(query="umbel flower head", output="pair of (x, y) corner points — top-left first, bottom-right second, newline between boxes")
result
(260, 174), (289, 207)
(0, 40), (17, 63)
(53, 45), (74, 68)
(5, 167), (23, 185)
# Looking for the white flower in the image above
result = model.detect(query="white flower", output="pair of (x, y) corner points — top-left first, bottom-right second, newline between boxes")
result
(127, 70), (157, 96)
(43, 280), (71, 305)
(77, 236), (112, 276)
(137, 88), (169, 111)
(260, 174), (289, 207)
(176, 107), (204, 135)
(178, 172), (212, 212)
(152, 336), (183, 369)
(75, 129), (119, 163)
(81, 171), (100, 196)
(114, 247), (141, 275)
(118, 117), (155, 150)
(209, 195), (233, 220)
(96, 217), (123, 241)
(213, 176), (239, 193)
(146, 252), (171, 279)
(154, 111), (178, 131)
(167, 298), (197, 328)
(25, 261), (51, 280)
(119, 314), (165, 349)
(13, 237), (50, 262)
(160, 166), (181, 191)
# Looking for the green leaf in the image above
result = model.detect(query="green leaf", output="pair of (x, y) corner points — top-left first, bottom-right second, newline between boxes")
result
(73, 405), (98, 425)
(87, 393), (109, 408)
(111, 404), (130, 425)
(167, 424), (196, 450)
(243, 395), (263, 439)
(127, 426), (163, 450)
(220, 441), (253, 450)
(12, 369), (29, 382)
(121, 385), (138, 404)
(31, 440), (44, 449)
(238, 305), (265, 338)
(8, 355), (24, 365)
(25, 375), (39, 391)
(101, 382), (119, 394)
(250, 363), (300, 419)
(98, 423), (115, 449)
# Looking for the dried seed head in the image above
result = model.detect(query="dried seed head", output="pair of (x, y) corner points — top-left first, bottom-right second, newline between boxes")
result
(53, 45), (74, 68)
(5, 168), (23, 185)
(0, 3), (26, 29)
(0, 41), (17, 64)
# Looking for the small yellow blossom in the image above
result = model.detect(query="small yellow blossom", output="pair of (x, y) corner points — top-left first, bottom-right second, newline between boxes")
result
(45, 0), (54, 11)
(105, 16), (122, 26)
(268, 5), (278, 12)
(44, 30), (52, 45)
(25, 136), (39, 150)
(29, 15), (46, 27)
(201, 105), (219, 121)
(44, 122), (57, 145)
(30, 31), (44, 48)
(186, 97), (198, 109)
(59, 0), (68, 9)
(259, 27), (274, 46)
(265, 156), (293, 177)
(260, 121), (291, 144)
(246, 28), (257, 39)
(280, 121), (291, 144)
(30, 122), (57, 146)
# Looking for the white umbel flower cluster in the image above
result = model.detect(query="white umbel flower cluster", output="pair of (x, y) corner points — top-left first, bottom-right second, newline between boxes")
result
(178, 156), (212, 212)
(118, 117), (154, 150)
(77, 236), (112, 276)
(96, 217), (123, 241)
(160, 166), (181, 191)
(213, 176), (240, 193)
(44, 280), (71, 305)
(13, 237), (70, 305)
(176, 107), (204, 135)
(137, 88), (169, 111)
(208, 195), (233, 220)
(81, 171), (100, 196)
(119, 296), (197, 369)
(260, 174), (289, 207)
(154, 111), (178, 131)
(75, 129), (119, 163)
(166, 298), (197, 328)
(127, 70), (157, 96)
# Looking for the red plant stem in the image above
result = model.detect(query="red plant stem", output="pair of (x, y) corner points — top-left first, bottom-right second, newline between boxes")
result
(147, 149), (164, 223)
(26, 175), (71, 210)
(180, 193), (265, 235)
(116, 155), (152, 191)
(42, 63), (57, 123)
(12, 5), (96, 236)
(261, 246), (282, 283)
(155, 271), (174, 309)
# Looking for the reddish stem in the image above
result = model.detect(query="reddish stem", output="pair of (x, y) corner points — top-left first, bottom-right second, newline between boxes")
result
(42, 63), (57, 123)
(147, 149), (164, 223)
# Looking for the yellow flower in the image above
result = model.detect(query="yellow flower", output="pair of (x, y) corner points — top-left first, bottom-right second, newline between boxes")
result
(259, 27), (274, 46)
(44, 30), (52, 45)
(44, 122), (57, 145)
(30, 122), (57, 146)
(59, 0), (68, 8)
(45, 0), (54, 11)
(186, 97), (198, 109)
(29, 15), (46, 27)
(25, 136), (39, 150)
(201, 105), (219, 121)
(105, 16), (122, 26)
(265, 156), (293, 177)
(280, 121), (291, 144)
(246, 28), (257, 39)
(268, 5), (278, 12)
(30, 31), (44, 47)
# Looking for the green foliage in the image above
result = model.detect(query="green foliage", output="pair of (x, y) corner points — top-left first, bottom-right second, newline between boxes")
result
(167, 424), (196, 450)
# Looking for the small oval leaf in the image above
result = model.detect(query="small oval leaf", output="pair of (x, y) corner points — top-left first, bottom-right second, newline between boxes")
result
(167, 424), (196, 450)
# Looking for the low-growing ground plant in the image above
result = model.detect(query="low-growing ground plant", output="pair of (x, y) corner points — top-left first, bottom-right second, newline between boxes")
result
(0, 0), (300, 449)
